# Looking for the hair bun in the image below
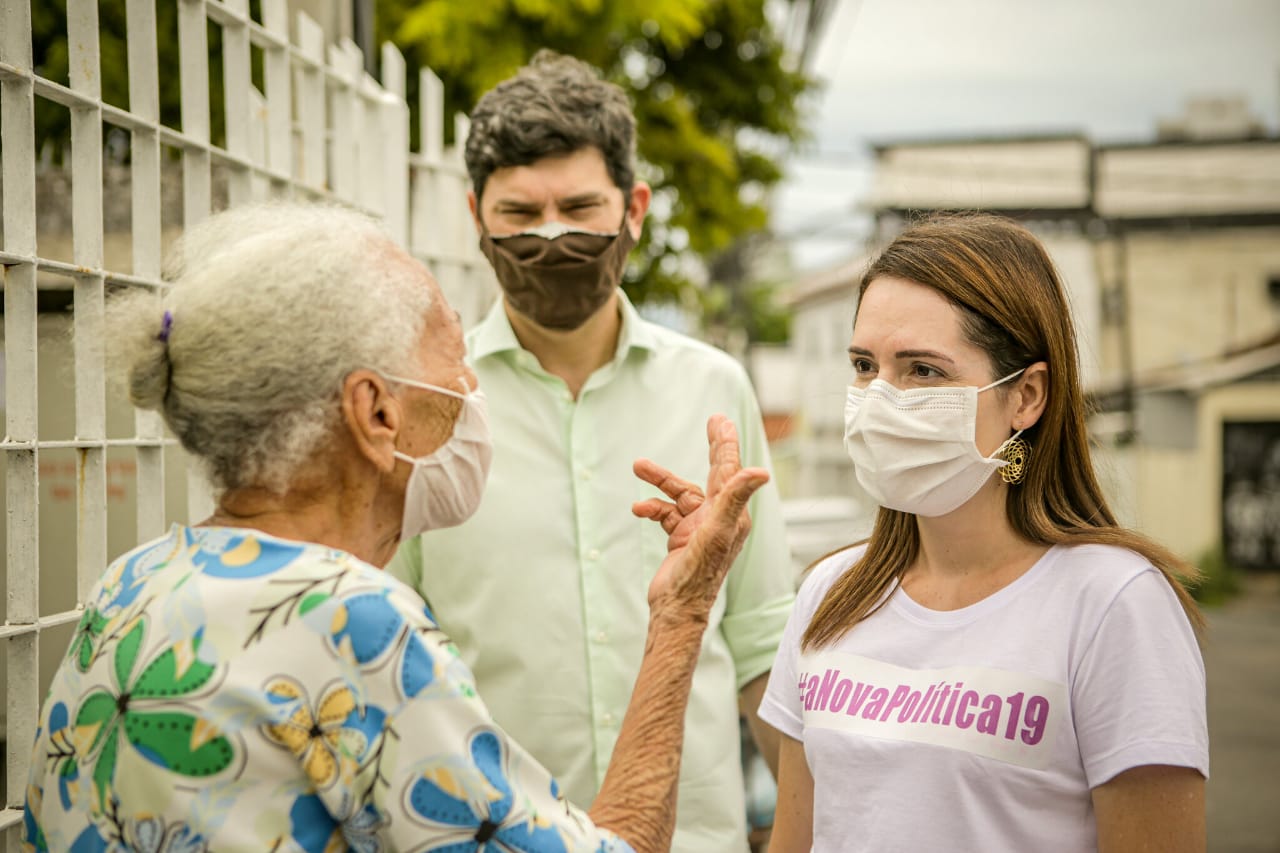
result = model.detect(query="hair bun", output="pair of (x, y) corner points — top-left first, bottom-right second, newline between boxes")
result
(127, 329), (172, 410)
(105, 293), (174, 412)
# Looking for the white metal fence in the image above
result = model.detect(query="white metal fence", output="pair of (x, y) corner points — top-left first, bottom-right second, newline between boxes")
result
(0, 0), (494, 839)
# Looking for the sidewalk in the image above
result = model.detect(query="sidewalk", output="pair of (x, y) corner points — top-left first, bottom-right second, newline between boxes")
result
(1204, 573), (1280, 853)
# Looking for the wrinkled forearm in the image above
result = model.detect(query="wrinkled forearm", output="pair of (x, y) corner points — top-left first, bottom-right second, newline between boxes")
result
(588, 609), (707, 853)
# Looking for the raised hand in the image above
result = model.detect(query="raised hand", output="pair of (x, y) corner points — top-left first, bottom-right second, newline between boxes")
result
(632, 415), (770, 619)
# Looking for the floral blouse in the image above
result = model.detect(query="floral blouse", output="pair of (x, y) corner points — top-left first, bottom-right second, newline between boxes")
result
(23, 525), (636, 853)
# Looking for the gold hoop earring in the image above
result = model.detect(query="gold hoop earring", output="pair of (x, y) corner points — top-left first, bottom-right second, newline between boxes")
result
(999, 437), (1030, 485)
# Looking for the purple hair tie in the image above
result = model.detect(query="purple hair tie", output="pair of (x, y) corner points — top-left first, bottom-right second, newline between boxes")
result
(157, 310), (173, 343)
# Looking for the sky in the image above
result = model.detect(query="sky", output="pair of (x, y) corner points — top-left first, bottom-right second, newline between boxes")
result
(775, 0), (1280, 270)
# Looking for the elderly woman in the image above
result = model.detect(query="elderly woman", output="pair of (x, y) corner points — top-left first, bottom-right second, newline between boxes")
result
(22, 203), (767, 853)
(762, 214), (1207, 852)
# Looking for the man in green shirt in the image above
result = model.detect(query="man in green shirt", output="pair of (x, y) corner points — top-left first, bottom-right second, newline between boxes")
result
(387, 50), (795, 852)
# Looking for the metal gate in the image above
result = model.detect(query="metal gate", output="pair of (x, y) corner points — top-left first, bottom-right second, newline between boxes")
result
(0, 0), (494, 839)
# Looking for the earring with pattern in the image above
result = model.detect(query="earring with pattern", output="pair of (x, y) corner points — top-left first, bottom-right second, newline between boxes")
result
(999, 436), (1030, 485)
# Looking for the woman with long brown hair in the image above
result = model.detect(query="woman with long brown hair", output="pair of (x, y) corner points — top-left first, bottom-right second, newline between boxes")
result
(761, 214), (1207, 852)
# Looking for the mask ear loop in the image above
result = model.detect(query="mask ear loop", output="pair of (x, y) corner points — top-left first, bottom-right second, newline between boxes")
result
(979, 367), (1031, 473)
(386, 374), (474, 468)
(977, 367), (1026, 393)
(385, 373), (470, 401)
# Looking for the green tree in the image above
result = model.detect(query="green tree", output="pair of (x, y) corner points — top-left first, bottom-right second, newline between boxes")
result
(381, 0), (813, 322)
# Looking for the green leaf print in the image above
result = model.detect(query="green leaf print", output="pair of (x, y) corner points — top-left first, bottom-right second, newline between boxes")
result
(68, 617), (237, 815)
(299, 592), (330, 616)
(124, 711), (234, 776)
(70, 608), (109, 672)
(92, 723), (120, 811)
(74, 691), (119, 757)
(133, 638), (216, 699)
(114, 620), (144, 690)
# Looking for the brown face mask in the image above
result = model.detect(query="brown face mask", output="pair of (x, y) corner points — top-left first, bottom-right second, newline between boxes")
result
(478, 219), (637, 331)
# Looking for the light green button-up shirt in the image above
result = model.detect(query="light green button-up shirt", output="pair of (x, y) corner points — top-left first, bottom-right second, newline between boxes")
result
(387, 292), (794, 852)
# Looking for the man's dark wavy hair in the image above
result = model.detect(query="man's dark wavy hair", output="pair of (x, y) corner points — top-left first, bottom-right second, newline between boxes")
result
(464, 50), (637, 200)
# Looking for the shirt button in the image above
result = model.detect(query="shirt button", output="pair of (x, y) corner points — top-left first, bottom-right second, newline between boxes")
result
(580, 468), (594, 481)
(594, 630), (608, 643)
(601, 712), (616, 726)
(587, 549), (600, 561)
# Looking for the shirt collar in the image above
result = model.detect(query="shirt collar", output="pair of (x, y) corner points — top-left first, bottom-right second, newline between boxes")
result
(469, 289), (660, 362)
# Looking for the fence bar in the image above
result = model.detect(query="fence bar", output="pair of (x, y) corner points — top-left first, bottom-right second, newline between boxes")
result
(421, 67), (444, 162)
(0, 0), (40, 614)
(179, 0), (212, 223)
(125, 0), (168, 540)
(68, 0), (110, 604)
(260, 0), (291, 187)
(380, 43), (409, 246)
(327, 40), (359, 202)
(411, 68), (444, 263)
(178, 0), (215, 522)
(2, 0), (40, 825)
(295, 12), (326, 190)
(222, 0), (252, 205)
(5, 634), (37, 816)
(358, 71), (382, 214)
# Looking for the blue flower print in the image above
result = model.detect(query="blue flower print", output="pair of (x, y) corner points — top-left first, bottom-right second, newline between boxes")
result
(593, 841), (634, 853)
(193, 531), (307, 579)
(400, 630), (438, 699)
(68, 822), (109, 853)
(21, 783), (49, 852)
(407, 730), (570, 853)
(341, 802), (387, 853)
(332, 592), (405, 664)
(286, 794), (341, 853)
(122, 815), (208, 853)
(329, 591), (441, 700)
(39, 702), (78, 811)
(98, 536), (177, 613)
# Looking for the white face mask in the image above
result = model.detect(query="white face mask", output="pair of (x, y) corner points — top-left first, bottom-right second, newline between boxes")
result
(387, 374), (493, 537)
(843, 369), (1025, 518)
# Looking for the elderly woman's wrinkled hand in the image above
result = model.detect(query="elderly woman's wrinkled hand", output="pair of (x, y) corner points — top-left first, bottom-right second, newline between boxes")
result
(631, 414), (770, 622)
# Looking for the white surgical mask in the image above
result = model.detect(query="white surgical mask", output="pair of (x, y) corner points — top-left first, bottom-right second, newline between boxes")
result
(843, 370), (1025, 517)
(388, 375), (492, 537)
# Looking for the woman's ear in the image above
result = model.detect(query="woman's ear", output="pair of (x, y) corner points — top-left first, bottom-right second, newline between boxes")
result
(342, 370), (401, 473)
(1013, 362), (1050, 431)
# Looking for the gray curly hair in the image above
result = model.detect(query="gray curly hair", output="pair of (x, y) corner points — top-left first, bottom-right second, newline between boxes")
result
(464, 49), (637, 200)
(107, 202), (434, 495)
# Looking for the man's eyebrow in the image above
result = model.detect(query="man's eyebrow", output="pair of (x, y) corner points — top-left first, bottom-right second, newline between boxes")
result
(493, 199), (541, 211)
(558, 192), (606, 206)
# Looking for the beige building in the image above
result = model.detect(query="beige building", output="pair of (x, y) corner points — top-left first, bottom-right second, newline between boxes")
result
(776, 103), (1280, 571)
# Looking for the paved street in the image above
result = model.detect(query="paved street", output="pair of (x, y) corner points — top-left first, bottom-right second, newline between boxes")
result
(1205, 573), (1280, 853)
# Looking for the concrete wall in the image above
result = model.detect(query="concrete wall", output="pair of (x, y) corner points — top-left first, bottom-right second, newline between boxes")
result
(1097, 144), (1280, 217)
(1127, 382), (1280, 562)
(869, 137), (1092, 211)
(1120, 228), (1280, 375)
(1040, 231), (1104, 390)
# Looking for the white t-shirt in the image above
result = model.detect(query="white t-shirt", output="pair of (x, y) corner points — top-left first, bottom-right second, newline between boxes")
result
(760, 543), (1208, 852)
